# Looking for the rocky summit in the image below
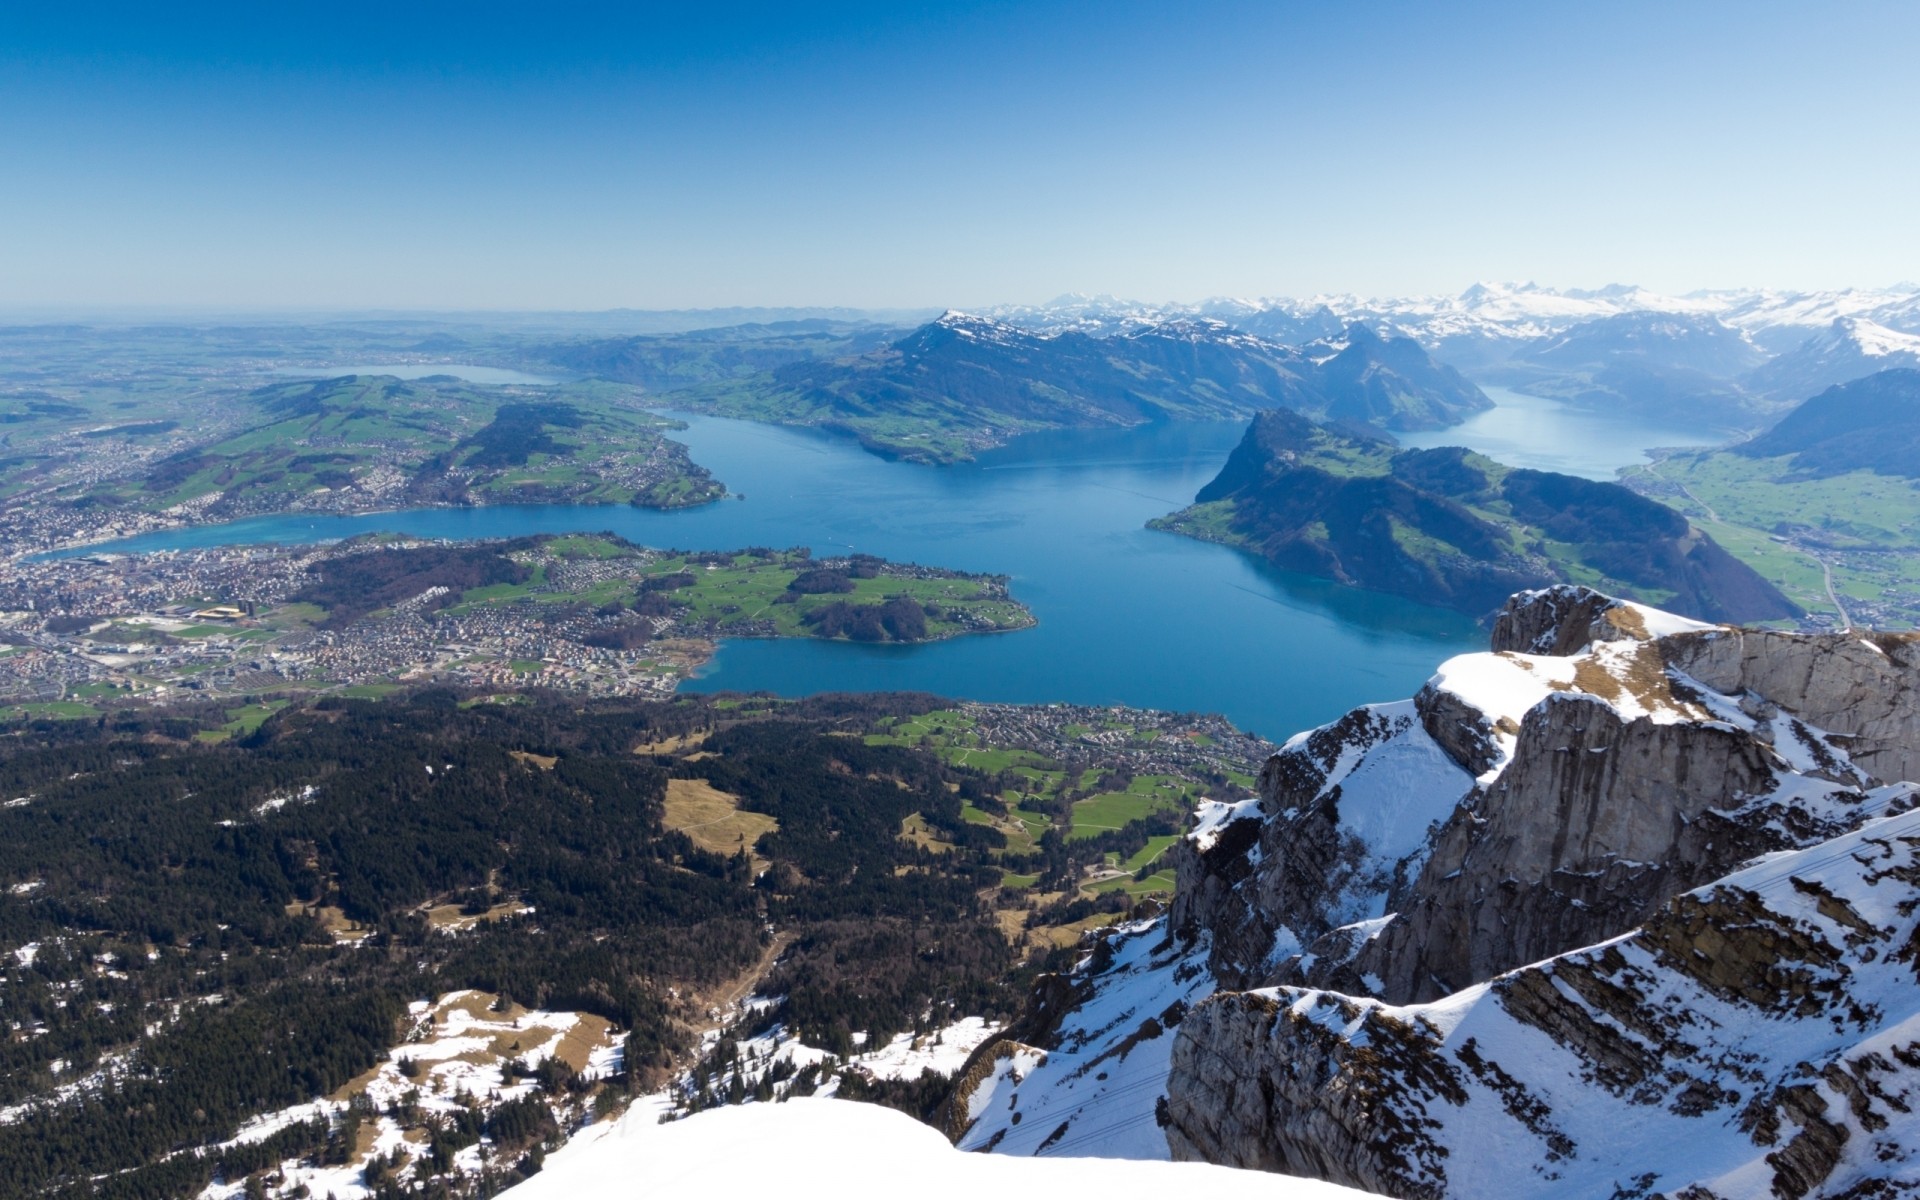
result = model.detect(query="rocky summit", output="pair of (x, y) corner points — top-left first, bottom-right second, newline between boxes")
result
(954, 586), (1920, 1199)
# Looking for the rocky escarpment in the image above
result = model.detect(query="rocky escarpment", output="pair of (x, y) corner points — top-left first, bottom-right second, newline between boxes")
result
(1175, 586), (1920, 1006)
(1163, 803), (1920, 1198)
(964, 585), (1920, 1190)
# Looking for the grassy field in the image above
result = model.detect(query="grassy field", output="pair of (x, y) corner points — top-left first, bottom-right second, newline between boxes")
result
(865, 708), (1231, 901)
(1069, 775), (1200, 839)
(1634, 450), (1920, 626)
(661, 778), (779, 872)
(0, 701), (98, 721)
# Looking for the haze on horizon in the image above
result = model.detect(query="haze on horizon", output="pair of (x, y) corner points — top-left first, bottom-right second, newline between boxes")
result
(3, 0), (1917, 313)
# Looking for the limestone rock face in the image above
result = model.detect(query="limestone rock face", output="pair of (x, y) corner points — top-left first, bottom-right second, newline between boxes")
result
(1661, 627), (1920, 786)
(1170, 701), (1473, 992)
(1177, 585), (1917, 1007)
(973, 587), (1920, 1194)
(1352, 691), (1831, 1003)
(1164, 803), (1920, 1198)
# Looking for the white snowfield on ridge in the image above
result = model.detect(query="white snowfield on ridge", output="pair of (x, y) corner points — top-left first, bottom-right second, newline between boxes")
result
(499, 1097), (1371, 1199)
(985, 280), (1920, 344)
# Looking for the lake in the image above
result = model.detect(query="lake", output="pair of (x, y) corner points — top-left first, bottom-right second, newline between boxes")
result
(1397, 385), (1725, 478)
(71, 391), (1708, 740)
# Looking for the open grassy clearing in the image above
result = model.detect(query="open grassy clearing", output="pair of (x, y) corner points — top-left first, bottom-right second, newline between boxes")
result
(1637, 450), (1920, 625)
(661, 778), (778, 871)
(1069, 775), (1198, 839)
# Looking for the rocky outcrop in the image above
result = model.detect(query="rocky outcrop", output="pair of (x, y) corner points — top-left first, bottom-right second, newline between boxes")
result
(1660, 627), (1920, 786)
(970, 586), (1920, 1188)
(1164, 802), (1920, 1198)
(1487, 584), (1660, 655)
(1170, 701), (1472, 992)
(1351, 690), (1844, 1003)
(1175, 587), (1918, 1007)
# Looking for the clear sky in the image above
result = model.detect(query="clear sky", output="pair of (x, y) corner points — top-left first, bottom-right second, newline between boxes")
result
(3, 1), (1916, 311)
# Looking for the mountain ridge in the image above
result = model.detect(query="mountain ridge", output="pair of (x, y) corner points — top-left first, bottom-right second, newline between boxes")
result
(666, 312), (1490, 462)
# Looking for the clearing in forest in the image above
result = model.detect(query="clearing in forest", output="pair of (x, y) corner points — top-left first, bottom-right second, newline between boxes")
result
(662, 778), (778, 871)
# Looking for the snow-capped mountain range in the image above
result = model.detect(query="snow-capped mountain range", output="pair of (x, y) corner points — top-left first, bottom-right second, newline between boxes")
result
(987, 282), (1920, 360)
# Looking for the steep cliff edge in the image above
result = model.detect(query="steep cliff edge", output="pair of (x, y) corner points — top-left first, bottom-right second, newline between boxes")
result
(958, 586), (1920, 1193)
(1164, 802), (1920, 1198)
(1174, 586), (1920, 1006)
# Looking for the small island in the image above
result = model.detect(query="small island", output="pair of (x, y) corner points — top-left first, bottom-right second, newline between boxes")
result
(0, 534), (1034, 713)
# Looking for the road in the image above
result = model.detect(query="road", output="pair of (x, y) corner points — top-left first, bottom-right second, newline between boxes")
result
(692, 930), (794, 1039)
(1646, 458), (1851, 630)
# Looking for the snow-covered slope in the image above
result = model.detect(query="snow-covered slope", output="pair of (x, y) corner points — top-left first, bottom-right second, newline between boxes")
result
(985, 283), (1920, 365)
(948, 918), (1215, 1160)
(963, 585), (1920, 1191)
(1166, 803), (1920, 1198)
(501, 1097), (1371, 1199)
(1744, 316), (1920, 402)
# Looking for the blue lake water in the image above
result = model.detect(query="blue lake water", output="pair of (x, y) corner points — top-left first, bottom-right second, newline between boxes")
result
(1398, 385), (1726, 479)
(71, 392), (1716, 739)
(69, 416), (1483, 739)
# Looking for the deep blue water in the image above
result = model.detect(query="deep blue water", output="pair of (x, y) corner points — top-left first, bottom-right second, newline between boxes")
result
(69, 393), (1727, 739)
(67, 416), (1484, 740)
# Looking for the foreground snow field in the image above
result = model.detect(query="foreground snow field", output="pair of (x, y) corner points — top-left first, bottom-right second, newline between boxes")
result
(501, 1098), (1373, 1199)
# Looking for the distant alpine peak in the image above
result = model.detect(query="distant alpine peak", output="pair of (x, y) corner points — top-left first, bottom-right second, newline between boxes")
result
(925, 310), (1028, 340)
(1122, 315), (1259, 345)
(973, 283), (1920, 353)
(1823, 314), (1920, 357)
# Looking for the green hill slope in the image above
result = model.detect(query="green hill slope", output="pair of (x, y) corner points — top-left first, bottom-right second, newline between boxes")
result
(1153, 408), (1801, 622)
(79, 375), (722, 521)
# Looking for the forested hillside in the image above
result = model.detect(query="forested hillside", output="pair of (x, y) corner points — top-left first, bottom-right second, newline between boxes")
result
(0, 691), (1033, 1198)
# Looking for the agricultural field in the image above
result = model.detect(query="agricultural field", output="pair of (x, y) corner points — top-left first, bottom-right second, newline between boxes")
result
(1630, 449), (1920, 629)
(863, 702), (1273, 903)
(445, 536), (1035, 643)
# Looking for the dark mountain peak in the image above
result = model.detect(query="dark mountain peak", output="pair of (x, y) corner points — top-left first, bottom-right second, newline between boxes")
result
(1172, 410), (1798, 622)
(1311, 324), (1493, 430)
(1737, 367), (1920, 478)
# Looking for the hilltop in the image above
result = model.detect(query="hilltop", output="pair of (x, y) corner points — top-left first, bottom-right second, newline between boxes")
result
(1152, 408), (1799, 622)
(1736, 367), (1920, 479)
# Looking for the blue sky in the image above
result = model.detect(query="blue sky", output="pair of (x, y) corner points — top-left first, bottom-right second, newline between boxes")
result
(3, 1), (1916, 310)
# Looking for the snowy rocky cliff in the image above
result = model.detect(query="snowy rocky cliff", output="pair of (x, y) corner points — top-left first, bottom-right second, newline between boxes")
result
(956, 586), (1920, 1199)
